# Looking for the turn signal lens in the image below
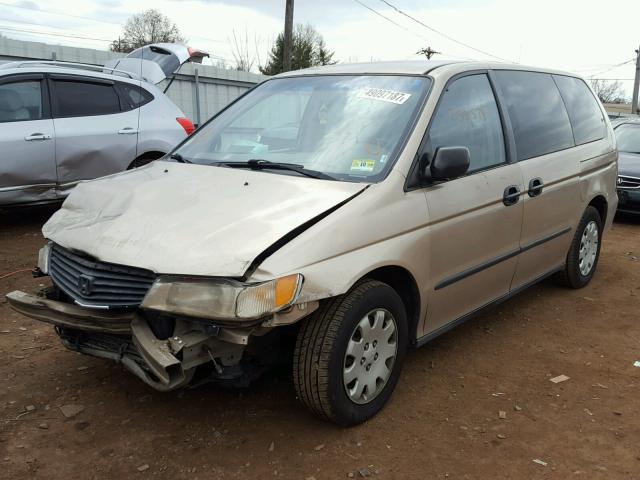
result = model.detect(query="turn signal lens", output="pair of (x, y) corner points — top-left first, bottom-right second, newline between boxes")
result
(236, 274), (302, 319)
(275, 274), (300, 307)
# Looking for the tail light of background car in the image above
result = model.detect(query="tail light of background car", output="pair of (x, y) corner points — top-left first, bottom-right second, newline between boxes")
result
(176, 117), (195, 135)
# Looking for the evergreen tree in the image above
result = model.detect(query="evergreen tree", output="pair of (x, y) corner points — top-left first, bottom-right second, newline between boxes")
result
(260, 24), (336, 75)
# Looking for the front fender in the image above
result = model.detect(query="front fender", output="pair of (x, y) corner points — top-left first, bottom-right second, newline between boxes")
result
(248, 171), (431, 328)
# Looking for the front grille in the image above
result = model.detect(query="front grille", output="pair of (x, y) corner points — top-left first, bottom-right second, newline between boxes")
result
(49, 244), (156, 309)
(618, 175), (640, 190)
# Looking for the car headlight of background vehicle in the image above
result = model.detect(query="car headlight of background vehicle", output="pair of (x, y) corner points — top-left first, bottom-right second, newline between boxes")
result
(141, 274), (303, 321)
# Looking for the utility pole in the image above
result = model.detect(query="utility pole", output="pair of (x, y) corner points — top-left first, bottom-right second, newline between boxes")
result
(282, 0), (295, 72)
(632, 44), (640, 114)
(416, 47), (440, 60)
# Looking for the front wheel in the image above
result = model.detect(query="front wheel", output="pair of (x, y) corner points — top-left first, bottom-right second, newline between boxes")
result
(560, 206), (602, 288)
(293, 280), (408, 426)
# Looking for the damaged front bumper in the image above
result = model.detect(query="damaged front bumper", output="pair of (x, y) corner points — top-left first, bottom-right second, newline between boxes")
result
(6, 290), (254, 391)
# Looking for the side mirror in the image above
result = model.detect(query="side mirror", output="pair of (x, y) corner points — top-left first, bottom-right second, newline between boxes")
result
(430, 146), (470, 181)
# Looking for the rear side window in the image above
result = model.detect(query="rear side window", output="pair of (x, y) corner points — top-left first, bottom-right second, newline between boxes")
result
(427, 74), (506, 173)
(0, 80), (42, 122)
(119, 83), (154, 110)
(52, 80), (121, 117)
(553, 75), (605, 145)
(494, 71), (574, 161)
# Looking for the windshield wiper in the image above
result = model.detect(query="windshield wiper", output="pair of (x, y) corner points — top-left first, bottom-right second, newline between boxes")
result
(169, 152), (190, 163)
(219, 159), (335, 180)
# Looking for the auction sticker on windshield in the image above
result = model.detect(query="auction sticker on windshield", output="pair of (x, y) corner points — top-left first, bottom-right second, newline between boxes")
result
(358, 88), (412, 105)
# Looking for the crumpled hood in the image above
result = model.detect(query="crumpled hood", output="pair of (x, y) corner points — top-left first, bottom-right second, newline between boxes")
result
(618, 152), (640, 178)
(43, 161), (365, 277)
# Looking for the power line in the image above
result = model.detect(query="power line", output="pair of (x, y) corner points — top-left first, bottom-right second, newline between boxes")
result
(0, 23), (233, 63)
(0, 1), (226, 45)
(351, 0), (475, 61)
(0, 25), (111, 42)
(0, 1), (121, 26)
(353, 0), (422, 36)
(0, 16), (113, 37)
(377, 0), (515, 62)
(585, 59), (635, 77)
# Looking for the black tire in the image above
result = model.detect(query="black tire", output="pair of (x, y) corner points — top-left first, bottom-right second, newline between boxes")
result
(560, 206), (602, 288)
(127, 152), (165, 170)
(293, 279), (408, 426)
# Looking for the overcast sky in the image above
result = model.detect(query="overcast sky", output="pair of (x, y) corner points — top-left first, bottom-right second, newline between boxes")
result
(1, 0), (638, 95)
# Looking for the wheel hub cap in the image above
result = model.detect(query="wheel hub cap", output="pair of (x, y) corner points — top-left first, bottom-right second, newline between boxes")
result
(343, 308), (398, 405)
(578, 220), (598, 276)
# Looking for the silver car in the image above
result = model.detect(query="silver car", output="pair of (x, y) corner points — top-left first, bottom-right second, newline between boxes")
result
(0, 43), (204, 206)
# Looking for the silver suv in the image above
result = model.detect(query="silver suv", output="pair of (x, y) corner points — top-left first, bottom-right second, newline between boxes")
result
(0, 44), (203, 206)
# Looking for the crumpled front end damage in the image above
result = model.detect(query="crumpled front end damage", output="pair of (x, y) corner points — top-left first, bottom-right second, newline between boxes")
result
(6, 162), (371, 390)
(7, 288), (317, 390)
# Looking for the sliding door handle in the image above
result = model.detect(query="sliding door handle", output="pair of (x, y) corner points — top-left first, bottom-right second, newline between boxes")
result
(528, 177), (544, 197)
(503, 185), (521, 206)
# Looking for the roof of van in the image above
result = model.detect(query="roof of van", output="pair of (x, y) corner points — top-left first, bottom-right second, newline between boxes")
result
(274, 60), (579, 78)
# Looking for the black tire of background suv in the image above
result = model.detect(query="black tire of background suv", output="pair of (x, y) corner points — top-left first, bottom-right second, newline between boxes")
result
(292, 279), (408, 426)
(560, 206), (603, 289)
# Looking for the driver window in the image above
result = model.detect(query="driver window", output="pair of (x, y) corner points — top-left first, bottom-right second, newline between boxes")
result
(427, 74), (506, 173)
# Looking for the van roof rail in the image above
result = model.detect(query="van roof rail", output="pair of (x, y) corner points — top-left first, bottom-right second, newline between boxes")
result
(0, 60), (141, 80)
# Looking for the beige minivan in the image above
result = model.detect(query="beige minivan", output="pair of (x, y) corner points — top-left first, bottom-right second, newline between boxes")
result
(8, 61), (618, 425)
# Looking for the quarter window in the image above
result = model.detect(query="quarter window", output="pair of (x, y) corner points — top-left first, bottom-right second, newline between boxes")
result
(52, 80), (121, 117)
(119, 83), (154, 109)
(553, 75), (605, 145)
(0, 80), (42, 123)
(427, 74), (506, 173)
(494, 71), (574, 161)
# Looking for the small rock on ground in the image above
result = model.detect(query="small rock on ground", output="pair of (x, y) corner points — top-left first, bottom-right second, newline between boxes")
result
(59, 404), (84, 418)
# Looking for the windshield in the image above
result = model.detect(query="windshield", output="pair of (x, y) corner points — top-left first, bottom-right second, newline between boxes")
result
(615, 123), (640, 154)
(174, 75), (431, 182)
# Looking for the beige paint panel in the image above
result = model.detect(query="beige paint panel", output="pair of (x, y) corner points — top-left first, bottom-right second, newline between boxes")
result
(43, 161), (365, 277)
(423, 163), (524, 333)
(512, 139), (617, 289)
(251, 171), (432, 334)
(511, 152), (579, 288)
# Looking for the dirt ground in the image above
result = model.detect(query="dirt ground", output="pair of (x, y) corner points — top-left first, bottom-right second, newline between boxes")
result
(0, 206), (639, 480)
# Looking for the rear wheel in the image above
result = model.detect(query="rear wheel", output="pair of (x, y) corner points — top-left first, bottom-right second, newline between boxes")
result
(293, 279), (408, 426)
(560, 206), (602, 288)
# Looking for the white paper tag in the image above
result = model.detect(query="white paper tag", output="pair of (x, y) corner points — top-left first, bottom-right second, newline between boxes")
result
(357, 88), (411, 105)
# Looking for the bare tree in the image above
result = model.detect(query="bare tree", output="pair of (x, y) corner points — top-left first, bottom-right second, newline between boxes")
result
(229, 29), (257, 72)
(590, 79), (627, 104)
(110, 9), (185, 53)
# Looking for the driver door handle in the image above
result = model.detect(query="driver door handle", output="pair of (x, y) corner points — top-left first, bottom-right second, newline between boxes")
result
(24, 133), (51, 141)
(118, 128), (138, 135)
(503, 185), (521, 206)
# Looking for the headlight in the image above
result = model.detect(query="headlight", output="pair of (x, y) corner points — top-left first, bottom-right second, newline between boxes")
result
(141, 274), (303, 321)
